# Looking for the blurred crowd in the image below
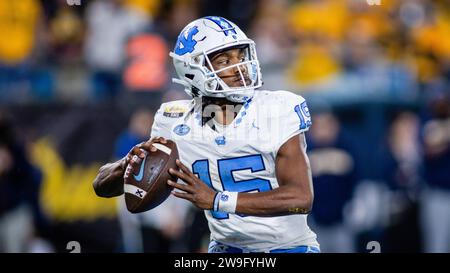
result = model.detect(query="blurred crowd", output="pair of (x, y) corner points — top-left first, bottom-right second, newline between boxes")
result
(0, 0), (448, 103)
(0, 0), (449, 252)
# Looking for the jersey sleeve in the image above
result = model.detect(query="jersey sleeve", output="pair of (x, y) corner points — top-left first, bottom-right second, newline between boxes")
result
(272, 91), (312, 154)
(150, 103), (175, 140)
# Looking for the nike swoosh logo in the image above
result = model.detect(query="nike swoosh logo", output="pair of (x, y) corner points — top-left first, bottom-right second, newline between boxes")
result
(133, 156), (146, 182)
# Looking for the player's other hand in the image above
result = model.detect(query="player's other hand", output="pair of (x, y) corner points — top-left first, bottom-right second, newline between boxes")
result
(168, 159), (216, 210)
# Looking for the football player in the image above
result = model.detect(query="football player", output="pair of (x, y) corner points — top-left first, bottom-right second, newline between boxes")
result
(94, 16), (319, 253)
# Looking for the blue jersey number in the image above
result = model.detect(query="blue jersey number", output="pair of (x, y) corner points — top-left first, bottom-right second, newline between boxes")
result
(192, 155), (272, 220)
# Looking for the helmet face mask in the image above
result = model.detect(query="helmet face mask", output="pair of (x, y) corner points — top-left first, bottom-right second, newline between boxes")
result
(169, 16), (263, 103)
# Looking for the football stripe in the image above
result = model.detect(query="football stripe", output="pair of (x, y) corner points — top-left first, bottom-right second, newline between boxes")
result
(152, 143), (172, 155)
(124, 184), (147, 199)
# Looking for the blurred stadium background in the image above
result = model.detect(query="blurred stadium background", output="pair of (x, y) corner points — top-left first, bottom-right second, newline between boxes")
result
(0, 0), (449, 253)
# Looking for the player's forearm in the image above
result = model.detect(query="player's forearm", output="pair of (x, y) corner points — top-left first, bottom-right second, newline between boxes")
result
(235, 185), (313, 216)
(93, 157), (127, 198)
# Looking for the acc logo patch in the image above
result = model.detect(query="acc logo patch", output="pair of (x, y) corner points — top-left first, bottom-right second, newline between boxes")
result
(163, 105), (186, 118)
(173, 124), (190, 136)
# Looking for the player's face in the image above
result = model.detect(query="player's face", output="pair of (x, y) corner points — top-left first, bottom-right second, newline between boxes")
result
(208, 48), (251, 88)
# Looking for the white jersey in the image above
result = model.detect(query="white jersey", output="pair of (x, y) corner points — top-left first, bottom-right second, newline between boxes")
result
(151, 90), (319, 252)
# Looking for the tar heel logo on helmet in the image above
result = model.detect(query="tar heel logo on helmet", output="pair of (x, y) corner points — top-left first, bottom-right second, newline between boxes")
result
(174, 26), (200, 56)
(173, 124), (191, 136)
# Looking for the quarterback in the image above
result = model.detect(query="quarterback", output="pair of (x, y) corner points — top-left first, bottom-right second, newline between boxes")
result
(94, 16), (319, 253)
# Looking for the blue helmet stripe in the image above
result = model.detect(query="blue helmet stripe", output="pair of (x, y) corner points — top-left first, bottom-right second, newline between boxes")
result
(204, 16), (237, 36)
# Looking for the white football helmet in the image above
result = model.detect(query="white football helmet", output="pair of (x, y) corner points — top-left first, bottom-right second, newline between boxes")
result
(169, 16), (263, 103)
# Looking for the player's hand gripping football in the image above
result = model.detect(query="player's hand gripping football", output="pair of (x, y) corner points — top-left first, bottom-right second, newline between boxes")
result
(125, 136), (168, 172)
(93, 137), (173, 198)
(167, 160), (216, 210)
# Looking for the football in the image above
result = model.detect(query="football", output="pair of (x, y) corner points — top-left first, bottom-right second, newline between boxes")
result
(123, 140), (179, 213)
